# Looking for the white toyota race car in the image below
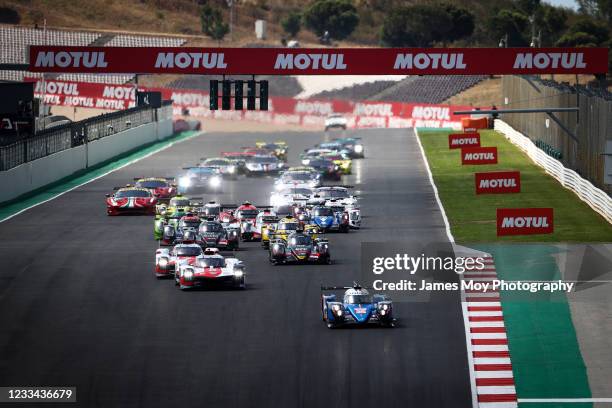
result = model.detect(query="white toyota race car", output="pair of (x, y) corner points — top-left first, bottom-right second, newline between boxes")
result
(324, 114), (348, 131)
(175, 248), (246, 290)
(154, 243), (203, 278)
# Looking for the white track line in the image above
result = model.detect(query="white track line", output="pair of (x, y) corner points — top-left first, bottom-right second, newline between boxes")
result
(0, 131), (204, 224)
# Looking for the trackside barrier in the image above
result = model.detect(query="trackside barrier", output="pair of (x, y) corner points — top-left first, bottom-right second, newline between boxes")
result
(494, 119), (612, 224)
(0, 104), (174, 204)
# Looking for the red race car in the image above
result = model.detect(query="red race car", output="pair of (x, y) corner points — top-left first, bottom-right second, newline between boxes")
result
(134, 177), (177, 203)
(106, 187), (157, 216)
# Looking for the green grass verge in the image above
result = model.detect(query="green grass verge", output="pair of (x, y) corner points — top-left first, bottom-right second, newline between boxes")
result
(417, 129), (608, 406)
(417, 129), (612, 242)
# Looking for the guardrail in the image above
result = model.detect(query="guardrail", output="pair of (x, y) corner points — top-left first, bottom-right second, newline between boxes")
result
(495, 119), (612, 224)
(0, 104), (165, 171)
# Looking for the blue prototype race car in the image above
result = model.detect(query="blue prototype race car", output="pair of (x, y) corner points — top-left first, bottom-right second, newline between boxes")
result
(321, 283), (395, 328)
(311, 206), (349, 233)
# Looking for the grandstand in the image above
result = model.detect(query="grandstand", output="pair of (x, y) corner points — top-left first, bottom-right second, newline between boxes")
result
(310, 75), (488, 104)
(0, 25), (185, 85)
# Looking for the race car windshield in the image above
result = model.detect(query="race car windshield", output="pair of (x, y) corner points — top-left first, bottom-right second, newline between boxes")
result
(175, 247), (203, 256)
(238, 210), (258, 218)
(206, 160), (229, 166)
(201, 223), (222, 232)
(180, 220), (201, 229)
(249, 156), (278, 164)
(188, 167), (215, 175)
(284, 173), (312, 181)
(115, 190), (151, 198)
(137, 180), (168, 188)
(283, 188), (312, 195)
(278, 222), (298, 230)
(289, 235), (311, 246)
(314, 207), (334, 216)
(171, 199), (190, 206)
(204, 207), (220, 215)
(346, 294), (372, 304)
(197, 257), (225, 268)
(318, 189), (349, 198)
(261, 216), (278, 223)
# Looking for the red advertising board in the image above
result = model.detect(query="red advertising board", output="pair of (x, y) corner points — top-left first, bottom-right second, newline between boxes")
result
(475, 171), (521, 194)
(461, 147), (498, 165)
(449, 132), (480, 149)
(24, 77), (474, 129)
(497, 208), (554, 236)
(28, 46), (609, 75)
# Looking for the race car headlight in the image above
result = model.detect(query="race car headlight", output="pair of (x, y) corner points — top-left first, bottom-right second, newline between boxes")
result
(272, 243), (281, 251)
(234, 269), (244, 278)
(179, 176), (192, 188)
(354, 144), (363, 153)
(227, 165), (236, 174)
(334, 165), (340, 171)
(331, 304), (343, 316)
(229, 230), (238, 238)
(209, 176), (221, 188)
(309, 180), (317, 187)
(274, 183), (284, 191)
(158, 257), (169, 268)
(302, 159), (310, 165)
(183, 268), (194, 280)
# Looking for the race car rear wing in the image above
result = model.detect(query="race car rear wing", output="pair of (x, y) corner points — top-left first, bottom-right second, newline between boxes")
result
(321, 282), (367, 291)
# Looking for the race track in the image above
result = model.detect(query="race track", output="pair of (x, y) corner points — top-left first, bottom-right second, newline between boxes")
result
(0, 128), (472, 408)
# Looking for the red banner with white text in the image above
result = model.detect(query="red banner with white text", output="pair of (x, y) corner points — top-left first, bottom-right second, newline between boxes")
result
(28, 47), (609, 75)
(25, 77), (474, 129)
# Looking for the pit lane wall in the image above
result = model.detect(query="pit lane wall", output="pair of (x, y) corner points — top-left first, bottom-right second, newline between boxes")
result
(26, 77), (472, 130)
(0, 115), (173, 204)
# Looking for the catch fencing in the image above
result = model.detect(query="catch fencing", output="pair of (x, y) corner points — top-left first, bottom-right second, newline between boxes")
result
(495, 119), (612, 224)
(0, 103), (168, 171)
(501, 75), (612, 195)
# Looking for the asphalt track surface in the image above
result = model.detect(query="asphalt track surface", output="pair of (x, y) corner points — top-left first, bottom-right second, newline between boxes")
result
(0, 128), (471, 408)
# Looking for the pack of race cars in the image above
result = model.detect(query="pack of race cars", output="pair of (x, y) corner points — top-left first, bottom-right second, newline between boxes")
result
(104, 135), (395, 328)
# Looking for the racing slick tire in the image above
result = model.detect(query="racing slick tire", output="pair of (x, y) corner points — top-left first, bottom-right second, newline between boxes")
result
(319, 255), (332, 265)
(340, 225), (349, 233)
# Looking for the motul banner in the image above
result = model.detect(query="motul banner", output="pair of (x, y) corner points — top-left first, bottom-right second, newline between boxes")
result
(28, 46), (609, 75)
(24, 76), (474, 129)
(461, 147), (498, 165)
(449, 132), (480, 149)
(475, 171), (521, 194)
(497, 208), (554, 236)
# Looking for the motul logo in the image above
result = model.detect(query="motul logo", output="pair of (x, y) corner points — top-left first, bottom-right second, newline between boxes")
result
(34, 51), (108, 68)
(274, 53), (347, 70)
(154, 52), (227, 69)
(412, 106), (450, 120)
(295, 100), (333, 115)
(102, 86), (135, 100)
(34, 80), (79, 96)
(461, 147), (497, 165)
(513, 52), (586, 69)
(394, 53), (466, 70)
(497, 208), (554, 235)
(353, 103), (392, 117)
(449, 133), (480, 149)
(475, 171), (521, 194)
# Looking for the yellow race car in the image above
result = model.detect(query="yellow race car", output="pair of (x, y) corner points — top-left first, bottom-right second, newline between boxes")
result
(321, 152), (352, 174)
(155, 195), (201, 217)
(256, 140), (288, 161)
(269, 216), (301, 242)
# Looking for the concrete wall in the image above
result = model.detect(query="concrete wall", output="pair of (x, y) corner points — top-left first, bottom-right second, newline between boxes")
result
(0, 118), (174, 204)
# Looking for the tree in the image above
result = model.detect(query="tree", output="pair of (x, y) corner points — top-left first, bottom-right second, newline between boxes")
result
(200, 4), (229, 41)
(487, 9), (530, 46)
(443, 3), (475, 41)
(516, 0), (542, 16)
(596, 0), (612, 25)
(380, 4), (452, 46)
(577, 0), (599, 15)
(556, 31), (599, 46)
(303, 0), (359, 40)
(566, 17), (610, 43)
(0, 7), (20, 24)
(536, 4), (568, 45)
(281, 11), (302, 38)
